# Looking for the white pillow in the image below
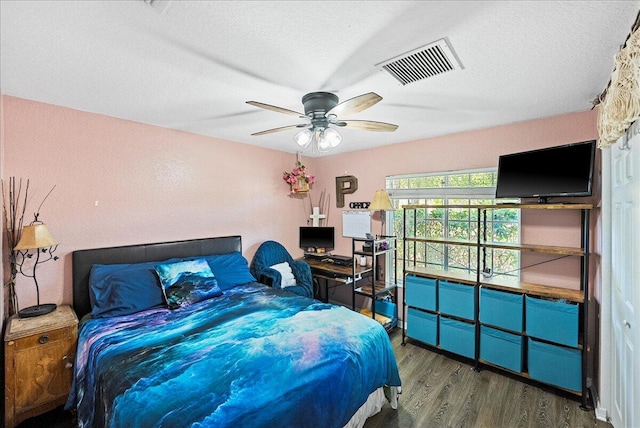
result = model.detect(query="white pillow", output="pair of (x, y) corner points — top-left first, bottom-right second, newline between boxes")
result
(270, 262), (297, 288)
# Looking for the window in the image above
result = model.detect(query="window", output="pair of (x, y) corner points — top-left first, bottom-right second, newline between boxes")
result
(385, 169), (520, 284)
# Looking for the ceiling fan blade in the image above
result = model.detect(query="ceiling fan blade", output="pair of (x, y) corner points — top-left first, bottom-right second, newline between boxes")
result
(251, 124), (310, 136)
(246, 101), (305, 118)
(338, 120), (398, 132)
(326, 92), (382, 118)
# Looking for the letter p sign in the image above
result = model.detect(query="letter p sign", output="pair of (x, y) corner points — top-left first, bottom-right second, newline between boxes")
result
(336, 176), (358, 208)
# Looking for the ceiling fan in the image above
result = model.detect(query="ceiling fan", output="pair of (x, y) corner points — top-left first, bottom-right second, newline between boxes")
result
(246, 92), (398, 153)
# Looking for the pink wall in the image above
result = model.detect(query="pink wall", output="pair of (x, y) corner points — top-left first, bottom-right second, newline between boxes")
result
(1, 95), (600, 319)
(1, 96), (313, 316)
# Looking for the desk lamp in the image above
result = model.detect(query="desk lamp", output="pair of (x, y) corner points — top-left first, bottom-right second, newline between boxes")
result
(13, 215), (59, 318)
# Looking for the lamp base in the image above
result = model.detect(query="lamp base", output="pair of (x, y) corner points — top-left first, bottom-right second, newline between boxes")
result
(18, 303), (57, 318)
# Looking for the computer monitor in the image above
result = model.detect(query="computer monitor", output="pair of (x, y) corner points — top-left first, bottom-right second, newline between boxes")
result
(299, 227), (335, 253)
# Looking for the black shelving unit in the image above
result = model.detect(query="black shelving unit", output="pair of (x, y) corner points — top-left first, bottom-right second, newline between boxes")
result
(352, 235), (398, 331)
(401, 204), (592, 408)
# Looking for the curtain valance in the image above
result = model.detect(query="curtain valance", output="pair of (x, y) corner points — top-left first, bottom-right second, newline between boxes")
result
(598, 16), (640, 148)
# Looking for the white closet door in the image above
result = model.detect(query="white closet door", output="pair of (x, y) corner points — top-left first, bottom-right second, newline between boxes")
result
(610, 123), (639, 428)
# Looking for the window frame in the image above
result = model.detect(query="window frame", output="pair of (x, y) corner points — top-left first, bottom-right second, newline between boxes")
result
(384, 168), (521, 286)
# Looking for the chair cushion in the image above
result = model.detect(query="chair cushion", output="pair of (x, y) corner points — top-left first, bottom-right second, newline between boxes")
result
(270, 262), (297, 287)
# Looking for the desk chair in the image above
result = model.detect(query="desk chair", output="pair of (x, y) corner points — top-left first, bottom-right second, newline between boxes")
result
(250, 241), (313, 298)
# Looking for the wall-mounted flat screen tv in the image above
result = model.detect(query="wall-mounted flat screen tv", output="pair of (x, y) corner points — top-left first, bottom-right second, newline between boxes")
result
(299, 227), (335, 252)
(495, 140), (596, 203)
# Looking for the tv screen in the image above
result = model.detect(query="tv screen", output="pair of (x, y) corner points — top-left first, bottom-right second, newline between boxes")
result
(495, 140), (596, 203)
(299, 227), (335, 252)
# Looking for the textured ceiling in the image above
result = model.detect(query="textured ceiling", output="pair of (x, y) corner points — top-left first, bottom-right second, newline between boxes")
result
(1, 1), (638, 156)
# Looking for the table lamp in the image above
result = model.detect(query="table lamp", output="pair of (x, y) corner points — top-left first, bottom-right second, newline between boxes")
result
(369, 189), (395, 236)
(13, 217), (59, 318)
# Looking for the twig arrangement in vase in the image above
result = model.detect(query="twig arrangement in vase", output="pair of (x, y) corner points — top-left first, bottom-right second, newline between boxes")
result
(1, 177), (29, 317)
(2, 179), (57, 318)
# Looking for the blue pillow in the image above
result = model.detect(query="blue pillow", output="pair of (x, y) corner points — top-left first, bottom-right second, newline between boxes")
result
(155, 259), (223, 309)
(202, 252), (256, 290)
(89, 261), (166, 318)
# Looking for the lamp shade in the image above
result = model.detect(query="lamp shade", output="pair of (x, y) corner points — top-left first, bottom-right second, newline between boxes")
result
(369, 190), (394, 211)
(324, 128), (342, 148)
(294, 129), (313, 148)
(14, 223), (57, 250)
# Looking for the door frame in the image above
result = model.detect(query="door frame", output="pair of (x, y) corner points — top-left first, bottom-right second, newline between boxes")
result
(598, 142), (612, 423)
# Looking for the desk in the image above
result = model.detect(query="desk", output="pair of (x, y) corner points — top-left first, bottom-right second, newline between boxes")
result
(304, 257), (372, 303)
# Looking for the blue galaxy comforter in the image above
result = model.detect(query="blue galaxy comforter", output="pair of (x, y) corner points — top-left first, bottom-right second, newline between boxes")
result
(67, 283), (401, 428)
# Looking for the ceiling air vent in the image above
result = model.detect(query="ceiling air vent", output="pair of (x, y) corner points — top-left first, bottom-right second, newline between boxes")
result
(141, 0), (172, 13)
(377, 38), (464, 86)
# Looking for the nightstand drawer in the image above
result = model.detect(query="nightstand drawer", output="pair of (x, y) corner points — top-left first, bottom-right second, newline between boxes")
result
(13, 327), (73, 351)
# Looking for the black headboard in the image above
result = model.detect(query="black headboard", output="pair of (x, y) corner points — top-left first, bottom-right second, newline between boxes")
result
(72, 235), (242, 319)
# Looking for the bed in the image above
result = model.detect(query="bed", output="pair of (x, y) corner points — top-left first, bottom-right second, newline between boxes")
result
(66, 236), (401, 428)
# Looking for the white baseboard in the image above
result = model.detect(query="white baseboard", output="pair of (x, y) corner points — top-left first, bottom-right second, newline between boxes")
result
(595, 406), (609, 423)
(590, 382), (609, 423)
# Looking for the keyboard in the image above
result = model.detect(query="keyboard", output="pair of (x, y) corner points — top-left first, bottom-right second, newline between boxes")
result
(304, 253), (353, 266)
(324, 255), (352, 266)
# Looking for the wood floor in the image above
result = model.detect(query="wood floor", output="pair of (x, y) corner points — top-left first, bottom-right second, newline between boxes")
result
(364, 328), (610, 428)
(18, 328), (609, 428)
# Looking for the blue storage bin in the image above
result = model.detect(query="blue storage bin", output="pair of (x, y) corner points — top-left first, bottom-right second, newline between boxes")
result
(407, 308), (438, 346)
(374, 299), (396, 319)
(372, 299), (398, 328)
(480, 325), (523, 373)
(480, 288), (524, 332)
(525, 296), (579, 347)
(439, 280), (476, 320)
(405, 275), (437, 311)
(528, 337), (582, 392)
(439, 316), (475, 359)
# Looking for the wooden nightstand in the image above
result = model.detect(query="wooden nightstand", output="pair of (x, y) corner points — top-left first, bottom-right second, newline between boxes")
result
(4, 305), (78, 428)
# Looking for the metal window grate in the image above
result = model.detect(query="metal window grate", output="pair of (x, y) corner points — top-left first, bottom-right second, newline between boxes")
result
(377, 38), (464, 86)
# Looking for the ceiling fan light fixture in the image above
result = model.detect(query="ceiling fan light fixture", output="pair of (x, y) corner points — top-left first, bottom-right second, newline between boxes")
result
(294, 129), (313, 148)
(324, 128), (342, 148)
(316, 129), (332, 152)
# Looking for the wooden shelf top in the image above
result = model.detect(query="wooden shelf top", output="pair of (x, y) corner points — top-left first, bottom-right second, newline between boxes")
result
(481, 241), (585, 256)
(403, 203), (593, 210)
(405, 266), (477, 286)
(403, 237), (478, 248)
(355, 280), (397, 296)
(404, 238), (585, 256)
(304, 258), (369, 275)
(404, 266), (584, 302)
(480, 276), (584, 303)
(353, 247), (397, 256)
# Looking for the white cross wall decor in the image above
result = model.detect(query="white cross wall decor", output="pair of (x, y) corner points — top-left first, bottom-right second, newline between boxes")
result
(309, 207), (326, 227)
